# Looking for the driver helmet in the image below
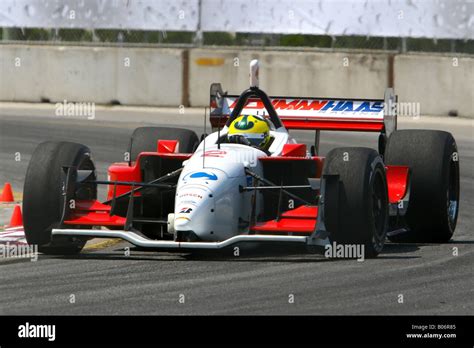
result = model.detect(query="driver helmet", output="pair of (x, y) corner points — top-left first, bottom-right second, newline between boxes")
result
(228, 115), (271, 149)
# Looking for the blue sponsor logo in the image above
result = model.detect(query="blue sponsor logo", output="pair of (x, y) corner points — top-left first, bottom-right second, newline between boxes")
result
(246, 176), (253, 186)
(183, 171), (218, 181)
(322, 100), (383, 113)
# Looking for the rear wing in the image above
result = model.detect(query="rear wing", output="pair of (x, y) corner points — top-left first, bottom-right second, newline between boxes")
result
(210, 83), (397, 135)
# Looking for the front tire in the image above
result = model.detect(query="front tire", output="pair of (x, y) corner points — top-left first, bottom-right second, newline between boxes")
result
(323, 147), (389, 258)
(23, 141), (96, 254)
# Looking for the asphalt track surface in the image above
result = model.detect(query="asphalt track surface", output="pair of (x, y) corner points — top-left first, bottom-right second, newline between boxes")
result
(0, 105), (472, 315)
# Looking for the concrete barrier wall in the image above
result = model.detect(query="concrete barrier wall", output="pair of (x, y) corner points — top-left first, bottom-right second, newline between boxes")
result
(189, 49), (473, 117)
(189, 49), (389, 105)
(0, 45), (183, 106)
(394, 54), (474, 117)
(1, 44), (473, 117)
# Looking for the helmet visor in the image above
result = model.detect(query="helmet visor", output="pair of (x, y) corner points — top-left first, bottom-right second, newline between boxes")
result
(239, 133), (267, 147)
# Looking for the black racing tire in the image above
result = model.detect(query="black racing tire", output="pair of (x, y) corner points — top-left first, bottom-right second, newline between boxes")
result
(323, 147), (389, 258)
(129, 127), (199, 161)
(384, 130), (459, 243)
(23, 141), (97, 254)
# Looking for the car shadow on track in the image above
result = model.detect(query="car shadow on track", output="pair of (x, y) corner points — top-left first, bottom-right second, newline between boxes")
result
(381, 242), (420, 254)
(50, 245), (331, 263)
(182, 246), (421, 262)
(48, 242), (420, 263)
(52, 251), (332, 263)
(377, 243), (421, 259)
(447, 240), (474, 244)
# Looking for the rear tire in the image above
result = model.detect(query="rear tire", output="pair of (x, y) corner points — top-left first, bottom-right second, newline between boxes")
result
(384, 130), (459, 243)
(23, 141), (96, 254)
(323, 147), (388, 258)
(129, 127), (199, 161)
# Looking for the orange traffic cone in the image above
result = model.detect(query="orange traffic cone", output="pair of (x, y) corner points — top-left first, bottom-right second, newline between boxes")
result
(0, 182), (14, 202)
(7, 205), (23, 227)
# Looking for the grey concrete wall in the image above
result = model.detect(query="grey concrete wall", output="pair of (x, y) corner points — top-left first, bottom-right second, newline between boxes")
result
(189, 49), (473, 117)
(1, 44), (473, 117)
(0, 45), (183, 106)
(394, 54), (474, 117)
(189, 49), (389, 105)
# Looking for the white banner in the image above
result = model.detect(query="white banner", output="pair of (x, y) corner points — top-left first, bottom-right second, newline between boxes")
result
(0, 0), (472, 39)
(201, 0), (474, 40)
(0, 0), (199, 31)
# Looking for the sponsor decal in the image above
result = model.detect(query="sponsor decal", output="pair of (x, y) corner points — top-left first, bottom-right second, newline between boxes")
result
(246, 175), (253, 186)
(179, 200), (199, 205)
(234, 115), (255, 130)
(228, 98), (383, 113)
(178, 192), (203, 200)
(183, 171), (218, 181)
(179, 207), (193, 214)
(201, 150), (227, 157)
(214, 97), (385, 121)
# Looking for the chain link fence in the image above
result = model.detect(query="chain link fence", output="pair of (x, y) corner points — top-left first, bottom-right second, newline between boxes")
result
(1, 28), (473, 54)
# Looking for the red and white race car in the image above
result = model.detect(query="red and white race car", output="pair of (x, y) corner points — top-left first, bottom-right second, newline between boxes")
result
(22, 60), (459, 257)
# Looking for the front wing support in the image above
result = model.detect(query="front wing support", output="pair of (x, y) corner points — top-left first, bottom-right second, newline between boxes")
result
(51, 229), (309, 249)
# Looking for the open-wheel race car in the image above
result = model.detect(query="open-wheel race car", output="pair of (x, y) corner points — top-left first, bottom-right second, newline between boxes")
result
(22, 60), (460, 258)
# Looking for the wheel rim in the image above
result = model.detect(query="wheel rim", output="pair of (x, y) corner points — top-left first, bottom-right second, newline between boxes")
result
(372, 169), (388, 246)
(75, 157), (97, 200)
(447, 156), (459, 230)
(53, 154), (96, 249)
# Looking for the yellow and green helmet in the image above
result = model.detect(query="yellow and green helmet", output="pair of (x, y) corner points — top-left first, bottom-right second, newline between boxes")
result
(228, 115), (271, 148)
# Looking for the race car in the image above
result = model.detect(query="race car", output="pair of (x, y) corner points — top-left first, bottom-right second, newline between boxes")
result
(22, 60), (460, 258)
